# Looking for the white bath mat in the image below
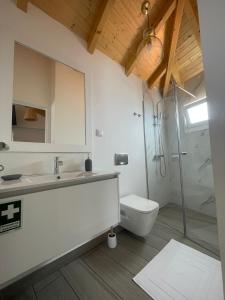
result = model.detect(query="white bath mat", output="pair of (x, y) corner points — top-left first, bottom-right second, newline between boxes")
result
(133, 239), (223, 300)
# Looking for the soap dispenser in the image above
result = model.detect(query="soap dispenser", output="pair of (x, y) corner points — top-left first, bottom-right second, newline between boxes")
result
(85, 153), (92, 172)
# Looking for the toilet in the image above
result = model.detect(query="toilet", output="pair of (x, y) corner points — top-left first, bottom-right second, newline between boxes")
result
(120, 194), (159, 237)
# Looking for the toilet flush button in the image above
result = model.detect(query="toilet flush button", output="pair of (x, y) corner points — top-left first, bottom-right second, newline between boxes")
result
(115, 153), (128, 165)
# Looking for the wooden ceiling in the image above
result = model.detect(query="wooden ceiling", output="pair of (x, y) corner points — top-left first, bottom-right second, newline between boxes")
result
(17, 0), (204, 94)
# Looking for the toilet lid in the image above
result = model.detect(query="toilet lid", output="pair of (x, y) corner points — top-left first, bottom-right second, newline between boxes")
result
(120, 194), (159, 213)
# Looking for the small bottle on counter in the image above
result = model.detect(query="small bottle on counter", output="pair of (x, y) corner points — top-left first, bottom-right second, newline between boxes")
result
(85, 153), (92, 172)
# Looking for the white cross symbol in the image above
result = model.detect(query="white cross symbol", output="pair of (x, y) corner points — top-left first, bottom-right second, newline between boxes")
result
(1, 204), (20, 220)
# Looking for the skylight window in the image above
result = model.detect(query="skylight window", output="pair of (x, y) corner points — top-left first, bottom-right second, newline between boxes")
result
(184, 98), (209, 131)
(187, 101), (208, 124)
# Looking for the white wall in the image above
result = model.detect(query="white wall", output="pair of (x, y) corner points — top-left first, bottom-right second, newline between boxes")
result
(0, 1), (147, 198)
(198, 0), (225, 291)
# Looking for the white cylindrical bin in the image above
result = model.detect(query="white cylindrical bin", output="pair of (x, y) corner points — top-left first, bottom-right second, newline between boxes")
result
(107, 232), (117, 248)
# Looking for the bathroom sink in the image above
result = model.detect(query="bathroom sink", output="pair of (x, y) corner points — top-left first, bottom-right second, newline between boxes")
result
(26, 171), (97, 184)
(0, 171), (118, 197)
(0, 171), (97, 188)
(74, 171), (97, 177)
(54, 171), (97, 180)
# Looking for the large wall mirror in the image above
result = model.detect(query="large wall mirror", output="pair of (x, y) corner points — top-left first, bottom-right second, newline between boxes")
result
(12, 43), (86, 147)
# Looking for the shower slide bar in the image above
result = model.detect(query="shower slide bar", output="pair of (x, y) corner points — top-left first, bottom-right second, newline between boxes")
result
(175, 83), (197, 99)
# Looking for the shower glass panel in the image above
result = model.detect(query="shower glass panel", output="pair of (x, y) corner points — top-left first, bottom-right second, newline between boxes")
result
(144, 76), (218, 255)
(175, 76), (219, 255)
(161, 89), (185, 235)
(143, 86), (184, 235)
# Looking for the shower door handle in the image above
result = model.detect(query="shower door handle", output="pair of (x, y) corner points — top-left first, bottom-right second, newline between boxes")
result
(171, 152), (187, 159)
(181, 152), (187, 155)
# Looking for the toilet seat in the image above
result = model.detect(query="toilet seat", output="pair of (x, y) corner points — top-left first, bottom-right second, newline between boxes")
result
(120, 194), (159, 214)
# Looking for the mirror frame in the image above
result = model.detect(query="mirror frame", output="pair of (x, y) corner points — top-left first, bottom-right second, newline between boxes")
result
(0, 27), (92, 153)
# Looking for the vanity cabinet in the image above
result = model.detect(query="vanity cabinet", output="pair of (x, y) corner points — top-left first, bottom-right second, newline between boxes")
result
(0, 177), (119, 287)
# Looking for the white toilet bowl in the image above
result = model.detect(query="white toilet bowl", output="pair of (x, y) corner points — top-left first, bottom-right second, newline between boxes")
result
(120, 194), (159, 237)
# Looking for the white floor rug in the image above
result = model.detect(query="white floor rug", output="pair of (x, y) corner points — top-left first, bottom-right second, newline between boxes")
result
(133, 239), (223, 300)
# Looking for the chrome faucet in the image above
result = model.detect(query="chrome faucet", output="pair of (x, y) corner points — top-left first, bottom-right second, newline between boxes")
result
(54, 157), (63, 175)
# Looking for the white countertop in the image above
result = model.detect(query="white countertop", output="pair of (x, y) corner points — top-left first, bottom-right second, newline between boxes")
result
(0, 171), (120, 199)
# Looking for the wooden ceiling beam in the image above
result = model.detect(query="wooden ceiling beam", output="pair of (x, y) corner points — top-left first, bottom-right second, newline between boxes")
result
(16, 0), (29, 12)
(147, 63), (183, 89)
(184, 0), (201, 47)
(125, 0), (176, 76)
(172, 64), (184, 86)
(147, 63), (167, 87)
(163, 0), (186, 97)
(87, 0), (115, 54)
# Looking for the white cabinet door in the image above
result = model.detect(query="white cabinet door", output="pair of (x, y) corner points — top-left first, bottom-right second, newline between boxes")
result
(0, 178), (119, 286)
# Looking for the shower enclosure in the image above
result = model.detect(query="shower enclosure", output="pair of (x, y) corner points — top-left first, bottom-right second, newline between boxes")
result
(144, 74), (219, 256)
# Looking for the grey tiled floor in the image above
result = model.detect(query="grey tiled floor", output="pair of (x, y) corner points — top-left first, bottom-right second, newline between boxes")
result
(158, 203), (219, 255)
(7, 207), (219, 300)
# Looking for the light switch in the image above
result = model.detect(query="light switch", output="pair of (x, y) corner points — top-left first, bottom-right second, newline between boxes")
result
(96, 129), (104, 137)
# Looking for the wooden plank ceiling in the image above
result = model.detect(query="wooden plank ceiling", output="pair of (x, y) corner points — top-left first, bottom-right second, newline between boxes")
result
(17, 0), (204, 93)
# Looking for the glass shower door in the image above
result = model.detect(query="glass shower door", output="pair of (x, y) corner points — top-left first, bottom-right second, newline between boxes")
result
(143, 86), (185, 235)
(155, 89), (185, 235)
(175, 77), (219, 256)
(144, 78), (219, 255)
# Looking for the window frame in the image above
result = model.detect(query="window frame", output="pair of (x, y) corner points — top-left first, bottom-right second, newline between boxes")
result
(183, 97), (209, 132)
